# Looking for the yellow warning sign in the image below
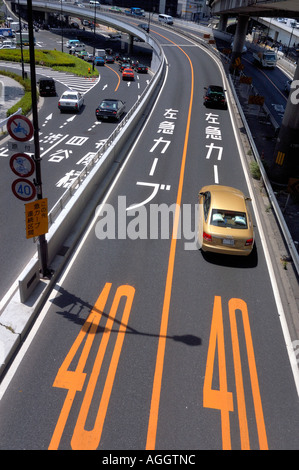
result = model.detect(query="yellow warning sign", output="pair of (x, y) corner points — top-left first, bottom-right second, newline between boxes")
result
(275, 151), (285, 166)
(25, 198), (48, 239)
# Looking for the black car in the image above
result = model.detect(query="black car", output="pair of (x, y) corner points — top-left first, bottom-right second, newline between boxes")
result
(38, 78), (56, 97)
(203, 85), (227, 109)
(95, 99), (125, 121)
(135, 63), (148, 73)
(105, 55), (114, 63)
(118, 55), (131, 64)
(138, 23), (150, 33)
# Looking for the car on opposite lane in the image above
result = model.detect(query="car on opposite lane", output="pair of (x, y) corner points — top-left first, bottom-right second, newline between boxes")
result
(197, 185), (254, 256)
(58, 91), (84, 113)
(203, 85), (227, 109)
(95, 99), (126, 121)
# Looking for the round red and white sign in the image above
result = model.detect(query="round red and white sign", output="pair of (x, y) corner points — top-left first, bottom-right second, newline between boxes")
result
(9, 153), (35, 177)
(12, 178), (36, 201)
(7, 115), (34, 142)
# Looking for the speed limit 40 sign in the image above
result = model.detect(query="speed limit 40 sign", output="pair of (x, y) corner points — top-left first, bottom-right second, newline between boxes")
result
(11, 178), (36, 201)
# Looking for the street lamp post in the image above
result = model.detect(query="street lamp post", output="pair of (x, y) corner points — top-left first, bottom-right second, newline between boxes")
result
(92, 2), (97, 70)
(17, 0), (25, 79)
(27, 0), (50, 278)
(60, 0), (63, 53)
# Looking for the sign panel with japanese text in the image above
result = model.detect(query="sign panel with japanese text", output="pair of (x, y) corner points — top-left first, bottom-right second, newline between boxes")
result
(25, 198), (48, 239)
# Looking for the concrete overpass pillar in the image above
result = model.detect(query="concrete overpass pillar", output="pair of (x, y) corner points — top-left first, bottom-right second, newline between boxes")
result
(128, 35), (134, 55)
(270, 63), (299, 184)
(218, 14), (228, 32)
(229, 14), (249, 72)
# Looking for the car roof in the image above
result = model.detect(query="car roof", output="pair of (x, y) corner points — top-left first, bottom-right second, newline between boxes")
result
(202, 185), (247, 212)
(208, 85), (224, 92)
(62, 91), (78, 96)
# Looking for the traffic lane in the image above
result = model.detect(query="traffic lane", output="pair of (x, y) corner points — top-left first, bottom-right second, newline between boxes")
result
(39, 68), (148, 208)
(158, 46), (299, 448)
(138, 39), (299, 448)
(157, 235), (299, 449)
(0, 31), (196, 450)
(242, 54), (289, 124)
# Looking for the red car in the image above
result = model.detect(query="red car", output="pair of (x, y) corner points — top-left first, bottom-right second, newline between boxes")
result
(122, 68), (134, 80)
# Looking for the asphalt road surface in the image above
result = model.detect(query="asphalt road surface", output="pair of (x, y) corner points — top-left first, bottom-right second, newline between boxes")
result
(0, 22), (298, 451)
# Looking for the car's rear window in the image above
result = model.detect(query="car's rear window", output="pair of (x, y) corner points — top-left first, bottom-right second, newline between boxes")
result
(210, 209), (247, 229)
(62, 94), (77, 99)
(100, 101), (117, 109)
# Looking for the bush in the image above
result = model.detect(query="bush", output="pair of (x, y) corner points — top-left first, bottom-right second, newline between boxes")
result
(0, 70), (32, 116)
(0, 49), (99, 116)
(0, 49), (98, 77)
(250, 161), (261, 180)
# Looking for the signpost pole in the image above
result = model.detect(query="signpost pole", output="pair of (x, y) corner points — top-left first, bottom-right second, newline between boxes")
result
(27, 0), (51, 278)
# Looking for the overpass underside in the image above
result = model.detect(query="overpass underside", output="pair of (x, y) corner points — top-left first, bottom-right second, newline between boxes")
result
(209, 0), (299, 18)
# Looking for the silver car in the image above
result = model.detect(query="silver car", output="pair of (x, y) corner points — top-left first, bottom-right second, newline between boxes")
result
(58, 91), (84, 113)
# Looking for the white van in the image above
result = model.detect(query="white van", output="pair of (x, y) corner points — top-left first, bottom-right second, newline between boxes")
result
(158, 14), (173, 25)
(89, 0), (100, 5)
(66, 39), (80, 48)
(71, 43), (85, 52)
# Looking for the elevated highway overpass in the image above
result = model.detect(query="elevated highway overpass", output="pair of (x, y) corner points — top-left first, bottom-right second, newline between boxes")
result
(13, 0), (162, 69)
(208, 0), (299, 184)
(208, 0), (299, 18)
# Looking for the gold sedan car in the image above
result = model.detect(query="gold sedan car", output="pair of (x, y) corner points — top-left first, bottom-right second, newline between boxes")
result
(197, 185), (254, 256)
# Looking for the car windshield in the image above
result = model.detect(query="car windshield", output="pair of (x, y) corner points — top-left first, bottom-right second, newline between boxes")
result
(62, 94), (77, 100)
(210, 209), (248, 229)
(265, 54), (276, 60)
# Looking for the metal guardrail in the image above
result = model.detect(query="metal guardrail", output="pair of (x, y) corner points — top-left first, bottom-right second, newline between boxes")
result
(229, 74), (299, 276)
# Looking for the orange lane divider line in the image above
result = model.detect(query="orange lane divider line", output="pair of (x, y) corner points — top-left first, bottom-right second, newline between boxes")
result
(71, 285), (135, 450)
(49, 283), (135, 450)
(48, 282), (112, 450)
(146, 34), (194, 451)
(104, 64), (121, 92)
(229, 298), (268, 450)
